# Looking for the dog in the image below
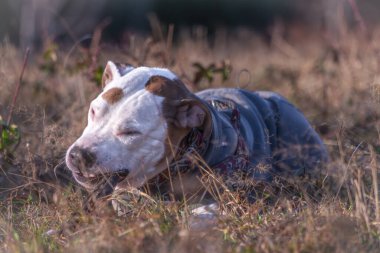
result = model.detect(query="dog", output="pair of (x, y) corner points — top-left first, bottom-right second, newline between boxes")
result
(66, 61), (328, 202)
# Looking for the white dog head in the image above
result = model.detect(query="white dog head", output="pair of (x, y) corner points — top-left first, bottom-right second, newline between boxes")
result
(65, 61), (211, 192)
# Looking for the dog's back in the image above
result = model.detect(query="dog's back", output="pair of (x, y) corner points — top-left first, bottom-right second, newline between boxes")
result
(196, 88), (328, 181)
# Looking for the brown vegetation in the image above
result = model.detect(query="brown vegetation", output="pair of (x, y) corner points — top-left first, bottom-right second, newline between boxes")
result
(0, 25), (379, 252)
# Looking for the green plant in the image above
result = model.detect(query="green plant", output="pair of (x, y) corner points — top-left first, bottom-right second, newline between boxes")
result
(193, 60), (232, 85)
(0, 116), (20, 155)
(39, 42), (59, 75)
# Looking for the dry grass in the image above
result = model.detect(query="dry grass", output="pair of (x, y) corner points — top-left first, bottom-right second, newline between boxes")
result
(0, 25), (380, 252)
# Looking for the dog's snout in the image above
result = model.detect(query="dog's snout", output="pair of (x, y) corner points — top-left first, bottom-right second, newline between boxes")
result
(68, 146), (96, 171)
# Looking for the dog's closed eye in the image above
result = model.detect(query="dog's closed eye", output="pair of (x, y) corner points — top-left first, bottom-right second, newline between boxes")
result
(90, 108), (96, 121)
(115, 128), (142, 137)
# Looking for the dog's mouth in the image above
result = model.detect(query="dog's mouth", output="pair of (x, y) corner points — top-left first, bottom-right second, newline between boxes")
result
(74, 171), (128, 182)
(73, 170), (130, 197)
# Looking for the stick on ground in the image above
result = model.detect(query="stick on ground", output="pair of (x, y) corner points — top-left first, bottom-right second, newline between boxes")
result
(6, 48), (30, 126)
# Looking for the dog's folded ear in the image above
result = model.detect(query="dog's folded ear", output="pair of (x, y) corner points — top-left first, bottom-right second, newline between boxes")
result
(102, 61), (134, 88)
(173, 99), (207, 128)
(145, 75), (210, 129)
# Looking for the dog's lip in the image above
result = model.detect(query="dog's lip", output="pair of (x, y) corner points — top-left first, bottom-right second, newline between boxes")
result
(72, 170), (129, 183)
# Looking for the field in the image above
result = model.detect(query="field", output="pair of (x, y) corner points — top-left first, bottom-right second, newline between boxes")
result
(0, 25), (380, 252)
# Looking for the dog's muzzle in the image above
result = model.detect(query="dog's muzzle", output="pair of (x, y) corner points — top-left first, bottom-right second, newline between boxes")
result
(67, 146), (96, 176)
(67, 145), (130, 195)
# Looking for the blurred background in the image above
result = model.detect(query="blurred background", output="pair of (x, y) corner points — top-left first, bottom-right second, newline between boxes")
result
(1, 0), (380, 50)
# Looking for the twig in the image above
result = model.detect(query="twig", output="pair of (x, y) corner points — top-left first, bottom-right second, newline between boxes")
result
(147, 13), (164, 43)
(370, 146), (379, 223)
(63, 34), (92, 70)
(347, 0), (367, 33)
(166, 24), (174, 65)
(89, 18), (112, 74)
(6, 48), (30, 126)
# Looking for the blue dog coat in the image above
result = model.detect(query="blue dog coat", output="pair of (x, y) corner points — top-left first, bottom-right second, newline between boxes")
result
(194, 88), (328, 182)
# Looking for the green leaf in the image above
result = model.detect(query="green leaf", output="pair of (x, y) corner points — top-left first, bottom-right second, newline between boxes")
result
(93, 65), (105, 87)
(2, 128), (9, 145)
(0, 120), (20, 152)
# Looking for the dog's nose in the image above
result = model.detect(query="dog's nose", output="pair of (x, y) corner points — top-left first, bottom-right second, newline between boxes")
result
(68, 146), (96, 172)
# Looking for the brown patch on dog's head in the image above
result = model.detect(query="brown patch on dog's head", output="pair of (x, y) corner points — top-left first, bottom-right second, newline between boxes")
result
(102, 87), (124, 104)
(145, 75), (212, 171)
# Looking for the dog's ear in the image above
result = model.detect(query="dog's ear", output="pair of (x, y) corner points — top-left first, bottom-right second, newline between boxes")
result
(145, 75), (209, 129)
(173, 99), (207, 128)
(102, 61), (134, 88)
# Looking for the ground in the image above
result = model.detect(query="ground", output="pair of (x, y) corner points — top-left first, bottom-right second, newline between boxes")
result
(0, 25), (379, 252)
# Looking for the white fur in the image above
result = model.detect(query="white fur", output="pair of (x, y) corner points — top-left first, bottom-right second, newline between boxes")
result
(107, 61), (121, 79)
(66, 65), (177, 189)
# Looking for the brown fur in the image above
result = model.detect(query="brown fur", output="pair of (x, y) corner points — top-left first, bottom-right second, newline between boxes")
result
(102, 87), (124, 104)
(145, 76), (211, 155)
(145, 76), (211, 130)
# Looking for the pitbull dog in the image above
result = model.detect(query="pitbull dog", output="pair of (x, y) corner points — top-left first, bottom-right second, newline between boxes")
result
(66, 61), (328, 200)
